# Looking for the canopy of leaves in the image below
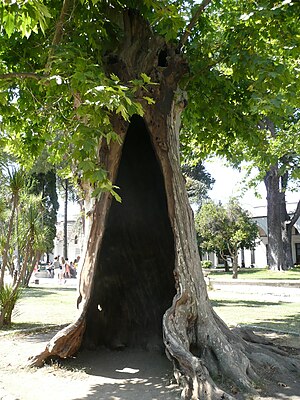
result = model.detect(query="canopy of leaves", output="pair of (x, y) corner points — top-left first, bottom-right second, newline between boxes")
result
(181, 0), (300, 188)
(0, 0), (299, 194)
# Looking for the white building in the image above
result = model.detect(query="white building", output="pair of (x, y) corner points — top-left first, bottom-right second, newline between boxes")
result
(53, 216), (84, 262)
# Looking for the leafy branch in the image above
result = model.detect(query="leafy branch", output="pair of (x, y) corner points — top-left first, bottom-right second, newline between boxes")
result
(179, 0), (213, 49)
(45, 0), (76, 71)
(0, 73), (46, 81)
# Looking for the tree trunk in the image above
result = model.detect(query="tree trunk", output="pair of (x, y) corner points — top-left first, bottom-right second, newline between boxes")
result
(264, 165), (299, 270)
(0, 197), (17, 288)
(282, 209), (294, 270)
(28, 10), (300, 399)
(282, 198), (300, 270)
(232, 252), (238, 279)
(280, 171), (293, 269)
(63, 179), (68, 260)
(264, 165), (284, 270)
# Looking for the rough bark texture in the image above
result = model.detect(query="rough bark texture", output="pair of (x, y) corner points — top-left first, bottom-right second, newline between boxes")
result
(29, 10), (300, 399)
(264, 165), (299, 270)
(264, 165), (284, 270)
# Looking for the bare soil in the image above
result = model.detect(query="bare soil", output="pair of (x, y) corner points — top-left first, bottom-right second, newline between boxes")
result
(0, 328), (299, 400)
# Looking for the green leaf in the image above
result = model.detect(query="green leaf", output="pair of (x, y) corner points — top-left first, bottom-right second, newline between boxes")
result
(143, 96), (155, 105)
(4, 12), (15, 37)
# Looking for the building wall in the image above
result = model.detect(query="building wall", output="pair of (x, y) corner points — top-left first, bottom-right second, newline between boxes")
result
(53, 218), (84, 262)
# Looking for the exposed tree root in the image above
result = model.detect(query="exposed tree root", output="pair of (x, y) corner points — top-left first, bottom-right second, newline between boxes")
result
(28, 317), (85, 367)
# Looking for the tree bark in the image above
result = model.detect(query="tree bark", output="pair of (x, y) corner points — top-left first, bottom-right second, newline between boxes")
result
(264, 164), (299, 270)
(28, 10), (300, 399)
(0, 196), (17, 288)
(280, 170), (293, 269)
(232, 252), (238, 279)
(264, 165), (285, 270)
(63, 179), (68, 260)
(284, 200), (300, 268)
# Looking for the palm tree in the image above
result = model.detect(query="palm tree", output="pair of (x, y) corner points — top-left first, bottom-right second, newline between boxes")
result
(19, 194), (51, 287)
(0, 168), (25, 288)
(0, 193), (49, 326)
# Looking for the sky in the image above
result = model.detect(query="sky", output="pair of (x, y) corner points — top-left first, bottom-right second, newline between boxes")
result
(204, 158), (265, 206)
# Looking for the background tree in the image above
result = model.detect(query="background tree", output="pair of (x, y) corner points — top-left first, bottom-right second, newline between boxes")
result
(244, 119), (300, 270)
(29, 170), (59, 261)
(0, 179), (50, 326)
(182, 162), (215, 210)
(195, 198), (259, 278)
(1, 1), (300, 398)
(0, 168), (25, 288)
(17, 193), (51, 288)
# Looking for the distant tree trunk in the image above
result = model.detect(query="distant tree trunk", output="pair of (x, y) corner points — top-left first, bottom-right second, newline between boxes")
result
(264, 164), (284, 270)
(264, 162), (299, 270)
(23, 251), (39, 288)
(280, 171), (300, 269)
(280, 191), (293, 270)
(232, 252), (239, 279)
(282, 223), (293, 268)
(284, 200), (300, 268)
(29, 10), (300, 399)
(0, 197), (17, 288)
(223, 258), (230, 272)
(63, 179), (68, 259)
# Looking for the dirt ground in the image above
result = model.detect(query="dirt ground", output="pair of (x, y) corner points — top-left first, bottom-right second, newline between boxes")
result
(0, 328), (299, 400)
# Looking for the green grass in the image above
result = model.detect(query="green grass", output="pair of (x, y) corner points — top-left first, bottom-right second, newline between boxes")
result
(1, 286), (78, 331)
(1, 281), (299, 337)
(209, 290), (300, 334)
(207, 267), (300, 280)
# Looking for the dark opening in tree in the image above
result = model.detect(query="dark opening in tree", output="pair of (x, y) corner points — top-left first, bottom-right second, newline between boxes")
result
(84, 115), (176, 350)
(158, 49), (168, 67)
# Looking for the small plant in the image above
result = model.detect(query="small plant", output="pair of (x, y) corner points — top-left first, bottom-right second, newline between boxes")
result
(0, 284), (22, 327)
(202, 260), (213, 269)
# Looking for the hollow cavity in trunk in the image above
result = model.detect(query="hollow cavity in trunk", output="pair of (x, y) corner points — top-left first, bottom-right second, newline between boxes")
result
(84, 115), (176, 350)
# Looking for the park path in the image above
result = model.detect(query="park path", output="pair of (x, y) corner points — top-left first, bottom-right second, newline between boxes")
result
(209, 277), (300, 303)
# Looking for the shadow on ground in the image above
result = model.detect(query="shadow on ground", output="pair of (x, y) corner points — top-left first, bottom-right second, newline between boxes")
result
(211, 298), (300, 334)
(65, 348), (181, 400)
(210, 299), (279, 307)
(248, 312), (300, 334)
(20, 287), (75, 299)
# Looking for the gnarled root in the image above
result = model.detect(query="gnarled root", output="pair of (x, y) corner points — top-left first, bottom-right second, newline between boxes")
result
(28, 317), (85, 367)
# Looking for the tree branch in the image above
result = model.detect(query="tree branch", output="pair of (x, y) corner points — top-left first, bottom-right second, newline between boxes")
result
(288, 199), (300, 228)
(0, 0), (75, 84)
(179, 0), (213, 49)
(45, 0), (76, 71)
(0, 72), (47, 81)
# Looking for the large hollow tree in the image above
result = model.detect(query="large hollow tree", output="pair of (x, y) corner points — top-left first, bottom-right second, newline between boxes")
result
(1, 1), (300, 399)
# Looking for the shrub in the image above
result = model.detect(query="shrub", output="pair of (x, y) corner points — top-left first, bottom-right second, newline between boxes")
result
(202, 260), (213, 269)
(0, 285), (22, 327)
